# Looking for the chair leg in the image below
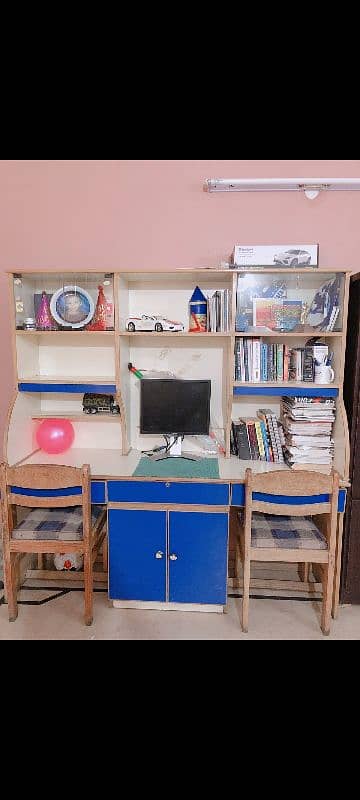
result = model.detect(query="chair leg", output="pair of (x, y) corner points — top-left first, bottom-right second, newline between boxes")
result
(5, 553), (18, 622)
(242, 557), (251, 633)
(83, 552), (94, 626)
(321, 557), (335, 636)
(332, 515), (344, 620)
(102, 535), (108, 573)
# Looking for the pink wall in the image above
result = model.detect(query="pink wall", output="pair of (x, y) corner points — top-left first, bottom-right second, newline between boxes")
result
(1, 159), (360, 455)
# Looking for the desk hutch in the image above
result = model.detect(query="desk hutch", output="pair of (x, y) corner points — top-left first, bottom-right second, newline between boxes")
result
(4, 268), (351, 613)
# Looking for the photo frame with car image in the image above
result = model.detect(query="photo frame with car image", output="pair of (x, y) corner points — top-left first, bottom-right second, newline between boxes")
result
(231, 244), (319, 268)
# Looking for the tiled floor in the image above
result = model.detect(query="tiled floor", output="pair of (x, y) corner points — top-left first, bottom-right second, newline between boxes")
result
(1, 588), (359, 640)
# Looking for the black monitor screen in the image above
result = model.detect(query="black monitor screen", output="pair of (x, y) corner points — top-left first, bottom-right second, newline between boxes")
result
(140, 379), (211, 436)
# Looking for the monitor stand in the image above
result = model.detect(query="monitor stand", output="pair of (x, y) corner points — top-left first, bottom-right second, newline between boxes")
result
(149, 435), (201, 462)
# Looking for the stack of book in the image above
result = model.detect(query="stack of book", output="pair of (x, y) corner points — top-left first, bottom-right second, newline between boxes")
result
(281, 397), (336, 472)
(235, 339), (291, 382)
(231, 408), (285, 463)
(234, 338), (333, 384)
(207, 289), (230, 333)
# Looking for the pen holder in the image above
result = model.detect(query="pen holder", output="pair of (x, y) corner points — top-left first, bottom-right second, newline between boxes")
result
(314, 364), (335, 384)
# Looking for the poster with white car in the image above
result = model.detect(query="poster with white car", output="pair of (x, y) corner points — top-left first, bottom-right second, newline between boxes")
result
(232, 244), (319, 268)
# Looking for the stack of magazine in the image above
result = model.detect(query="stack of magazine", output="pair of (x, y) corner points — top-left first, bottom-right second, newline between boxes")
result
(231, 408), (284, 463)
(281, 397), (336, 472)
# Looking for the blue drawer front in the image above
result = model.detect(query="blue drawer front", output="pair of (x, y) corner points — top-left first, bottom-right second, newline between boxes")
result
(91, 482), (106, 504)
(230, 484), (347, 512)
(169, 511), (228, 605)
(108, 509), (166, 601)
(108, 480), (229, 505)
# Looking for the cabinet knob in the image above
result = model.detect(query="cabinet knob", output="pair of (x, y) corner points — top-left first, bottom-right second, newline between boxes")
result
(169, 554), (178, 561)
(165, 482), (171, 488)
(155, 551), (164, 560)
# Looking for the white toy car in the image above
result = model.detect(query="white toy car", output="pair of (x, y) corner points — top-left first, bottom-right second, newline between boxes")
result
(126, 315), (184, 333)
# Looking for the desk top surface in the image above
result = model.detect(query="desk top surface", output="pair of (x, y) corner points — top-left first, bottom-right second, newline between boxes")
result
(17, 448), (346, 485)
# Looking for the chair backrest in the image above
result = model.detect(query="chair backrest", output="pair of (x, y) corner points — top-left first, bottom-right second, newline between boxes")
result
(245, 469), (339, 517)
(244, 468), (340, 552)
(0, 462), (92, 545)
(0, 463), (90, 509)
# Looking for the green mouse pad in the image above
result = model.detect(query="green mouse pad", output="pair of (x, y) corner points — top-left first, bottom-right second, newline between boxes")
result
(133, 457), (220, 479)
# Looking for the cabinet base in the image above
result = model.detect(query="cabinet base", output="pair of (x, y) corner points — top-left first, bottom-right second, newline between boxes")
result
(112, 600), (224, 613)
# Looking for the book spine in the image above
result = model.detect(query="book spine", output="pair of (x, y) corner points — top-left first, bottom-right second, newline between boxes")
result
(260, 419), (271, 461)
(271, 414), (285, 463)
(253, 339), (261, 383)
(283, 345), (289, 382)
(234, 421), (251, 460)
(255, 420), (266, 460)
(265, 415), (278, 462)
(244, 339), (249, 382)
(277, 344), (283, 382)
(230, 422), (238, 456)
(247, 422), (259, 460)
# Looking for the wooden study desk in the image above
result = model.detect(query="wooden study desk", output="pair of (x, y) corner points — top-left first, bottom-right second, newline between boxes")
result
(17, 448), (348, 614)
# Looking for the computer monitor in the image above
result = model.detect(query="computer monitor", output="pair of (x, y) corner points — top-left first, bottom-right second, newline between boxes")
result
(140, 380), (211, 460)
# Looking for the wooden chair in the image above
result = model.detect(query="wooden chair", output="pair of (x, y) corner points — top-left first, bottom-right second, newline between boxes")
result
(238, 468), (339, 636)
(0, 463), (107, 626)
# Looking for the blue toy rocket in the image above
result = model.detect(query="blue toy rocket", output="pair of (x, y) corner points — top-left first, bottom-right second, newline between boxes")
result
(189, 286), (207, 332)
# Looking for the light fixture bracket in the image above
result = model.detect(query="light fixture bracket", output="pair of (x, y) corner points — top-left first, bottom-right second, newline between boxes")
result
(205, 177), (360, 198)
(299, 183), (330, 200)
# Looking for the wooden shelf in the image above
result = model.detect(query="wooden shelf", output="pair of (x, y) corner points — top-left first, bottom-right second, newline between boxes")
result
(234, 331), (343, 338)
(32, 413), (121, 422)
(18, 376), (116, 384)
(119, 331), (232, 338)
(16, 330), (115, 336)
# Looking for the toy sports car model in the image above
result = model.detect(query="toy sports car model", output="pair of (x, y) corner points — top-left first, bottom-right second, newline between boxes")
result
(126, 315), (184, 332)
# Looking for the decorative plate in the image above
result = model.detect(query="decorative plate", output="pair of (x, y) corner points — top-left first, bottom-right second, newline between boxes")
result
(50, 286), (95, 329)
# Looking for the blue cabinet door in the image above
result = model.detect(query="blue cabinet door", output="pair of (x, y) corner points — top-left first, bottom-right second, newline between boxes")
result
(169, 512), (228, 605)
(109, 510), (166, 601)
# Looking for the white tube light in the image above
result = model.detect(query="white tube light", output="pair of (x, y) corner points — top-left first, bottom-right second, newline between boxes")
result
(205, 177), (360, 199)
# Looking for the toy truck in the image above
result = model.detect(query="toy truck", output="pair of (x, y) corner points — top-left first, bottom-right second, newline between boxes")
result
(82, 393), (120, 415)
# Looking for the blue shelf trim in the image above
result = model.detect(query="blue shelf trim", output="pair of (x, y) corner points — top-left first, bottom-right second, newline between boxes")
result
(18, 383), (117, 394)
(11, 486), (82, 498)
(234, 386), (339, 398)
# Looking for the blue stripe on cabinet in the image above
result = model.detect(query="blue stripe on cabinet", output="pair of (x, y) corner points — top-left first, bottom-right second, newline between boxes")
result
(231, 484), (245, 506)
(18, 383), (117, 394)
(108, 480), (230, 505)
(230, 486), (346, 513)
(233, 387), (339, 398)
(91, 482), (106, 504)
(11, 486), (82, 498)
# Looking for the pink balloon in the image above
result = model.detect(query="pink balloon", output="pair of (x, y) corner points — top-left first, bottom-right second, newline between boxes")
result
(36, 419), (75, 454)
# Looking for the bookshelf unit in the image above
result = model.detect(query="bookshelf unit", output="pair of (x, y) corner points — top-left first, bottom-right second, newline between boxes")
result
(5, 268), (351, 483)
(4, 267), (352, 615)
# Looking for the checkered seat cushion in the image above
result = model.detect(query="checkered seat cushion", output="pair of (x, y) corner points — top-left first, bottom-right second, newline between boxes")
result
(251, 513), (328, 550)
(12, 505), (106, 541)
